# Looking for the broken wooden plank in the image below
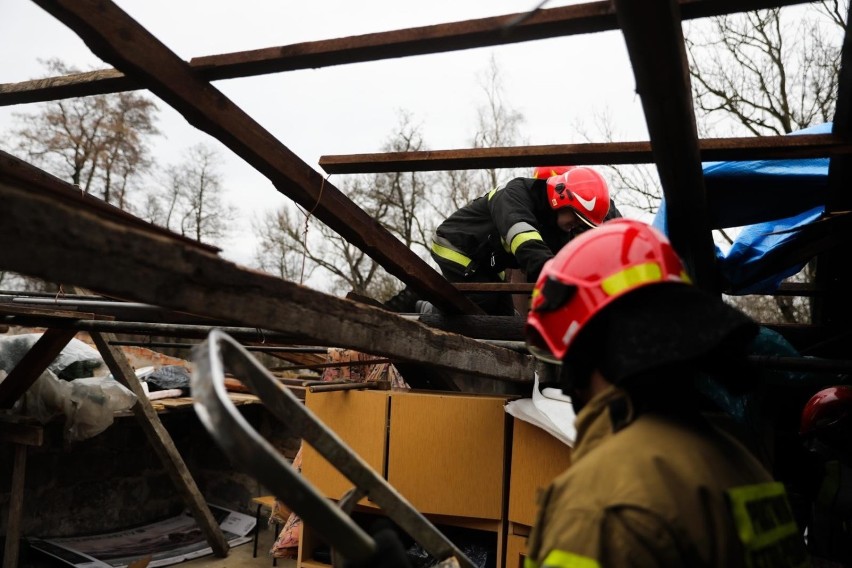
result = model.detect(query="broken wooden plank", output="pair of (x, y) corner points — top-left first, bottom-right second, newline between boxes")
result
(0, 328), (77, 409)
(28, 0), (480, 315)
(319, 134), (851, 173)
(2, 0), (811, 105)
(613, 0), (718, 291)
(0, 303), (99, 320)
(0, 420), (44, 446)
(0, 175), (534, 382)
(0, 151), (221, 254)
(90, 330), (230, 557)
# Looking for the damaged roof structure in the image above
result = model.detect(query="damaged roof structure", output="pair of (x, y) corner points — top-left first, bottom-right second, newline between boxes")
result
(0, 0), (850, 564)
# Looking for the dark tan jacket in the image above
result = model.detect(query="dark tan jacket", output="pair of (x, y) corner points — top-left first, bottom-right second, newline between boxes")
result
(525, 386), (808, 568)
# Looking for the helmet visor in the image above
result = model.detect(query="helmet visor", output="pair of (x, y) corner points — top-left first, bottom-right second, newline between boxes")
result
(525, 326), (563, 365)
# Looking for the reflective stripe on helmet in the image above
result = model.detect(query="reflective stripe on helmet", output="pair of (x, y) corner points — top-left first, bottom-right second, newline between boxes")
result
(510, 231), (544, 255)
(600, 262), (664, 296)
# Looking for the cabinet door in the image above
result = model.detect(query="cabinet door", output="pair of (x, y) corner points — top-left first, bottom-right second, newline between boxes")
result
(387, 392), (507, 519)
(508, 419), (572, 526)
(301, 390), (390, 504)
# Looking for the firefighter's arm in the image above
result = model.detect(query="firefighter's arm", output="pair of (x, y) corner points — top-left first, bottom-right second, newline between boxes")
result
(488, 180), (553, 281)
(527, 506), (686, 568)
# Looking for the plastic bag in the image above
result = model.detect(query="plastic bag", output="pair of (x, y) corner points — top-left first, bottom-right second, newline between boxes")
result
(0, 333), (103, 379)
(66, 377), (138, 441)
(10, 371), (137, 442)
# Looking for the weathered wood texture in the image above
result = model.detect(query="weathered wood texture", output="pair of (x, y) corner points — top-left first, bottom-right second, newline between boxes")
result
(28, 0), (481, 316)
(2, 0), (810, 105)
(614, 0), (717, 291)
(0, 151), (220, 253)
(319, 134), (851, 173)
(0, 177), (534, 382)
(0, 328), (77, 408)
(3, 444), (28, 568)
(90, 330), (230, 557)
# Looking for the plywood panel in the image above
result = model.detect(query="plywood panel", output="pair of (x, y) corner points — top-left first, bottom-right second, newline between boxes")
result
(301, 390), (390, 503)
(387, 392), (508, 519)
(508, 419), (572, 527)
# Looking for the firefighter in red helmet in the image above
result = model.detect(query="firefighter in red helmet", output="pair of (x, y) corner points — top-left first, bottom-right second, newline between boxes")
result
(524, 219), (809, 568)
(422, 166), (620, 315)
(799, 386), (852, 564)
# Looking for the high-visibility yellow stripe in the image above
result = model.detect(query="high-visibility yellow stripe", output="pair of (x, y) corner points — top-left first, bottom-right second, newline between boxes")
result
(431, 241), (472, 268)
(726, 482), (799, 552)
(524, 558), (540, 568)
(540, 550), (600, 568)
(487, 186), (501, 200)
(600, 262), (663, 296)
(510, 231), (544, 254)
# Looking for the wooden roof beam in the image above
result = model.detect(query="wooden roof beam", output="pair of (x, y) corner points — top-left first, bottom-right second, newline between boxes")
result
(2, 0), (814, 106)
(319, 133), (850, 174)
(29, 0), (481, 315)
(614, 0), (718, 291)
(0, 163), (533, 382)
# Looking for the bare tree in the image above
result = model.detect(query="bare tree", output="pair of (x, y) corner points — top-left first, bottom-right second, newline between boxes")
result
(685, 3), (844, 136)
(252, 113), (436, 299)
(147, 144), (235, 243)
(254, 206), (310, 283)
(10, 59), (159, 210)
(438, 55), (527, 216)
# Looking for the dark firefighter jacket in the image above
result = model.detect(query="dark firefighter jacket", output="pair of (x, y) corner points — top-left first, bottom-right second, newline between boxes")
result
(525, 386), (809, 568)
(431, 177), (621, 282)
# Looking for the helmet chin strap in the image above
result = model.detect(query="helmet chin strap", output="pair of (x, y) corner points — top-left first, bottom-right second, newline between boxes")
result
(559, 359), (593, 414)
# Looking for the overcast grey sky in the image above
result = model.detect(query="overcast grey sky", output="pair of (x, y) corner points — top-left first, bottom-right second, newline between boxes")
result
(1, 1), (650, 266)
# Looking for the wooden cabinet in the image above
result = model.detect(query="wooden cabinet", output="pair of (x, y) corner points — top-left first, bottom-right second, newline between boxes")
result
(297, 390), (572, 568)
(506, 419), (572, 562)
(300, 389), (389, 506)
(298, 389), (510, 567)
(387, 392), (507, 520)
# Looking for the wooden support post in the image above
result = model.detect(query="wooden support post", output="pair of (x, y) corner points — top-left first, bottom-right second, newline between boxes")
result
(1, 421), (43, 568)
(3, 445), (27, 568)
(89, 331), (230, 557)
(0, 328), (77, 408)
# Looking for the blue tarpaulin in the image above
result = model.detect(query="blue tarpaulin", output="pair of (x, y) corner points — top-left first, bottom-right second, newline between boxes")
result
(652, 123), (831, 294)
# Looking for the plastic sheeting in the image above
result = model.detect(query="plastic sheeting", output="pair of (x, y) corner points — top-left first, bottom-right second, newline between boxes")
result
(652, 123), (833, 294)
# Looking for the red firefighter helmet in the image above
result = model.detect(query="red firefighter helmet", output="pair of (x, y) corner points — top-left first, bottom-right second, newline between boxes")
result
(532, 165), (573, 180)
(526, 219), (691, 363)
(801, 386), (852, 438)
(546, 167), (611, 227)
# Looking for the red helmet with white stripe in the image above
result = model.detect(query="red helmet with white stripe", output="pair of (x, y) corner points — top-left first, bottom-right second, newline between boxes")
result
(546, 167), (611, 227)
(526, 219), (691, 363)
(532, 166), (573, 179)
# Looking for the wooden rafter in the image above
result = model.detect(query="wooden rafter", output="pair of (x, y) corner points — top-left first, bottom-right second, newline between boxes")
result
(319, 133), (850, 174)
(0, 170), (534, 382)
(613, 0), (718, 291)
(1, 0), (813, 106)
(27, 0), (482, 315)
